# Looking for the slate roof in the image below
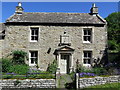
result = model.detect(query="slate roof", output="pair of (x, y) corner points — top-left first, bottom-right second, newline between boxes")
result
(6, 12), (106, 24)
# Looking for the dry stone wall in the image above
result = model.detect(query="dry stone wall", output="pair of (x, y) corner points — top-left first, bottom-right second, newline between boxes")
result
(2, 79), (56, 88)
(76, 75), (120, 88)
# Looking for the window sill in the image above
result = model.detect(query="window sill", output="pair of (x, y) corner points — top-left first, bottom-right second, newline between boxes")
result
(83, 41), (92, 44)
(83, 64), (91, 67)
(29, 64), (36, 66)
(30, 40), (38, 42)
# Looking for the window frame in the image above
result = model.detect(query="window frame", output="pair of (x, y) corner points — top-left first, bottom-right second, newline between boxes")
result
(30, 27), (39, 42)
(83, 51), (92, 65)
(29, 51), (38, 66)
(83, 28), (93, 43)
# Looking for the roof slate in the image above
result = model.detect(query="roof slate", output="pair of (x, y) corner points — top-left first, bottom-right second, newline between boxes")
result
(6, 12), (106, 24)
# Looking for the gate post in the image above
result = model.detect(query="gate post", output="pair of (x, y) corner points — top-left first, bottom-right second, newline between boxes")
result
(76, 73), (79, 89)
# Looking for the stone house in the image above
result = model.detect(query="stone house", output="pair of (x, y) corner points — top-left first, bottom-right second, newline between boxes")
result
(1, 3), (107, 74)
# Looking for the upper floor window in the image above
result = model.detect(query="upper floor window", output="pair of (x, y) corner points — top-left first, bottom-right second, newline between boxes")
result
(83, 51), (92, 64)
(30, 27), (39, 42)
(83, 28), (92, 43)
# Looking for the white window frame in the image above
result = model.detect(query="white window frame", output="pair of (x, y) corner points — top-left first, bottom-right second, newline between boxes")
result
(83, 51), (92, 67)
(29, 51), (38, 66)
(83, 28), (93, 43)
(30, 27), (39, 42)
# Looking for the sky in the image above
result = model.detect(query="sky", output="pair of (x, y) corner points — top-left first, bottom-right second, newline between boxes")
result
(1, 2), (119, 23)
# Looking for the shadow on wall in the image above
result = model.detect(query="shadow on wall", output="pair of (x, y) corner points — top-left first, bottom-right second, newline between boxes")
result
(92, 47), (108, 68)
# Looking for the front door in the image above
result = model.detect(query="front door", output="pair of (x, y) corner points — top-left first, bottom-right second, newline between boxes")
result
(60, 54), (69, 74)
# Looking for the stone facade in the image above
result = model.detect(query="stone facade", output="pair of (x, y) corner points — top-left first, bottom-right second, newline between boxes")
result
(1, 3), (107, 74)
(2, 79), (56, 88)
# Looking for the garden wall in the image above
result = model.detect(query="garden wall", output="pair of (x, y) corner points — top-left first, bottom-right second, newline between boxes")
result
(76, 74), (120, 88)
(2, 79), (56, 88)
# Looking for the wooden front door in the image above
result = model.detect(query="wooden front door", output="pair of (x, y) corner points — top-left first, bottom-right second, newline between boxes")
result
(60, 54), (69, 74)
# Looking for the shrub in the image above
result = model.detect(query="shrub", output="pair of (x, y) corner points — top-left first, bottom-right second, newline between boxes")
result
(47, 60), (57, 74)
(36, 74), (55, 79)
(76, 64), (108, 76)
(9, 64), (29, 75)
(12, 50), (27, 64)
(2, 58), (12, 72)
(92, 67), (107, 75)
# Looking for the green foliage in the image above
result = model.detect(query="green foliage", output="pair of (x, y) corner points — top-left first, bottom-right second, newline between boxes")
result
(105, 12), (120, 41)
(92, 67), (107, 75)
(76, 64), (107, 76)
(47, 60), (57, 74)
(105, 12), (120, 67)
(12, 50), (27, 64)
(2, 58), (12, 72)
(3, 75), (13, 79)
(9, 64), (29, 75)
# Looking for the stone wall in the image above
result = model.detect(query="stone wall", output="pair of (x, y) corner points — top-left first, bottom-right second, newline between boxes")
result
(2, 25), (107, 71)
(2, 79), (56, 88)
(76, 74), (120, 88)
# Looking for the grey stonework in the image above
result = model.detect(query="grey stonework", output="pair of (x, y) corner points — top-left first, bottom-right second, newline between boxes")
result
(0, 3), (108, 73)
(2, 79), (56, 88)
(2, 25), (107, 71)
(76, 75), (120, 88)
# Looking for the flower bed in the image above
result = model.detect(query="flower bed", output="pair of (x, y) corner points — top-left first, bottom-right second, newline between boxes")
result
(2, 72), (55, 79)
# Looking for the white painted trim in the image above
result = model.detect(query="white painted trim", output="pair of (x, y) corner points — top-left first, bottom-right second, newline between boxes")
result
(29, 50), (38, 66)
(29, 26), (40, 42)
(82, 27), (94, 44)
(82, 50), (93, 66)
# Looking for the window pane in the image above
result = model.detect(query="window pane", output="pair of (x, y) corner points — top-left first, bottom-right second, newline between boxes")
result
(88, 36), (91, 41)
(88, 52), (91, 57)
(35, 30), (38, 35)
(84, 30), (87, 35)
(88, 30), (91, 35)
(31, 29), (34, 35)
(84, 36), (87, 41)
(84, 52), (87, 57)
(31, 36), (34, 40)
(88, 59), (91, 64)
(35, 36), (38, 40)
(31, 58), (34, 63)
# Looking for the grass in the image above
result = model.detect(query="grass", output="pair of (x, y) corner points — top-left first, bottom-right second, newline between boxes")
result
(81, 83), (120, 90)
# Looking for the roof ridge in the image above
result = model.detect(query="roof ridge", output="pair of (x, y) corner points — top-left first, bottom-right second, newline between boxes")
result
(24, 12), (89, 14)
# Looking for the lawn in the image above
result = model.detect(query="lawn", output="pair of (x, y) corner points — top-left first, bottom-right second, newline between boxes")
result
(82, 83), (120, 90)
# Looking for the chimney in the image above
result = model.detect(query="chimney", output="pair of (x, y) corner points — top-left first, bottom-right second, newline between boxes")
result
(90, 3), (98, 15)
(15, 2), (24, 14)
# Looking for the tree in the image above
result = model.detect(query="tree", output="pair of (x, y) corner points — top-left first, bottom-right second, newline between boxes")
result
(105, 12), (120, 51)
(105, 12), (120, 67)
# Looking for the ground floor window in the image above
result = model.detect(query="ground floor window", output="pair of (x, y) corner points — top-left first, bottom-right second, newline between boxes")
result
(83, 51), (92, 64)
(29, 51), (38, 65)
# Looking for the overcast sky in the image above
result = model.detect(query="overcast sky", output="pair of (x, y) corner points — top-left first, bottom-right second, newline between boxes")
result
(1, 2), (118, 23)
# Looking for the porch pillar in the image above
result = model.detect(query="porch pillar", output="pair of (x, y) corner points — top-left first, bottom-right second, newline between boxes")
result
(56, 53), (60, 74)
(70, 54), (73, 73)
(58, 53), (61, 68)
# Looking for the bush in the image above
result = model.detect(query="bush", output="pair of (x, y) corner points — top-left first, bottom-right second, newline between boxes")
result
(12, 50), (27, 64)
(76, 64), (108, 76)
(9, 64), (29, 75)
(92, 67), (107, 75)
(2, 58), (12, 72)
(47, 60), (57, 74)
